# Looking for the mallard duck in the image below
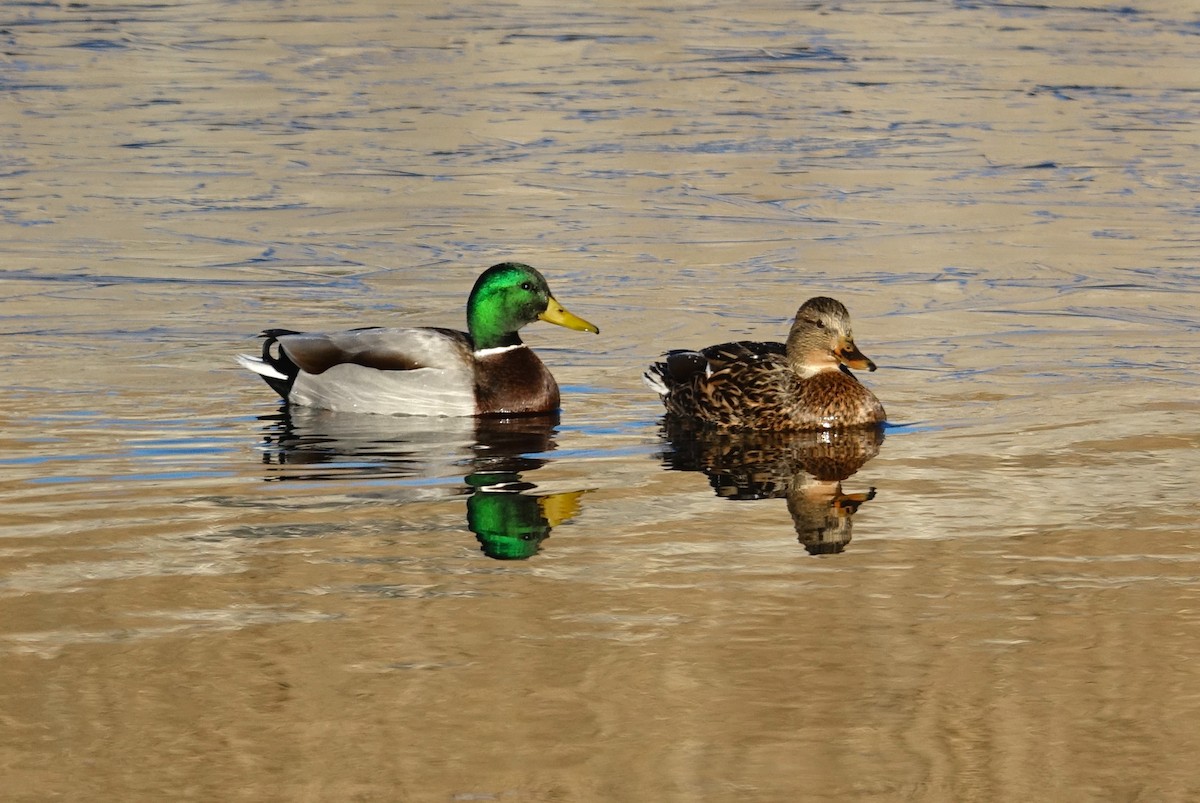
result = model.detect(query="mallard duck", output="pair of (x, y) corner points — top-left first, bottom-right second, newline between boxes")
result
(644, 296), (885, 431)
(237, 262), (598, 416)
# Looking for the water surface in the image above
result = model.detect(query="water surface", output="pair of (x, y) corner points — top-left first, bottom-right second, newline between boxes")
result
(2, 0), (1199, 800)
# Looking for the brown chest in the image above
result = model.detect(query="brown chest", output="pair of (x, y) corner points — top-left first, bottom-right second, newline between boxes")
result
(788, 371), (885, 429)
(473, 347), (561, 415)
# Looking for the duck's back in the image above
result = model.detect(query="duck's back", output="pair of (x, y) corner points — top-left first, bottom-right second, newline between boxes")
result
(279, 327), (479, 416)
(648, 341), (788, 429)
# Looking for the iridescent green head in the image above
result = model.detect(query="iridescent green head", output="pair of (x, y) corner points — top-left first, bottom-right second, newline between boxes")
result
(466, 262), (599, 350)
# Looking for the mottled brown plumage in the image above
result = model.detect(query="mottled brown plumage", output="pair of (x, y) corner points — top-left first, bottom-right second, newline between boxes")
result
(645, 297), (886, 431)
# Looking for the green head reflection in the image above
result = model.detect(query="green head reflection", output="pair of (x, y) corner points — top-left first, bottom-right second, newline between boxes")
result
(466, 473), (584, 560)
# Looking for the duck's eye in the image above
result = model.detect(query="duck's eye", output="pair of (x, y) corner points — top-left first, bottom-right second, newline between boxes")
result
(520, 282), (532, 291)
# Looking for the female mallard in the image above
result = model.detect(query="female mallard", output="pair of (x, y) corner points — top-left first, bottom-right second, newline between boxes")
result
(237, 262), (599, 416)
(644, 296), (885, 431)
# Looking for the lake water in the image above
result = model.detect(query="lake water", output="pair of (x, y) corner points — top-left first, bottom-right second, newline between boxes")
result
(2, 0), (1198, 799)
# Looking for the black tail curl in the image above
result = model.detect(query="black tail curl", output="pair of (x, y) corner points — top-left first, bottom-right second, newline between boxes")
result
(258, 328), (302, 397)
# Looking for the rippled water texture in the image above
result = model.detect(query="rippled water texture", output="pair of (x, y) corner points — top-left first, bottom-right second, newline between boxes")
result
(2, 0), (1198, 799)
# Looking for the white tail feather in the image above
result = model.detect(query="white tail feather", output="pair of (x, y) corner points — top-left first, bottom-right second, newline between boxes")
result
(642, 366), (669, 397)
(236, 353), (288, 381)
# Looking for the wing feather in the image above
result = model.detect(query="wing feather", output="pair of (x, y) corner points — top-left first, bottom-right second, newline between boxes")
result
(277, 327), (477, 416)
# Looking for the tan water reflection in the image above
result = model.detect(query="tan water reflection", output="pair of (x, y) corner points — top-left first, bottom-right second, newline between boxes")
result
(662, 425), (883, 554)
(2, 0), (1200, 800)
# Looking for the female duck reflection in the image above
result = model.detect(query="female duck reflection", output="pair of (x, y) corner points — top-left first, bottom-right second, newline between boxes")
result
(257, 408), (585, 559)
(660, 424), (883, 555)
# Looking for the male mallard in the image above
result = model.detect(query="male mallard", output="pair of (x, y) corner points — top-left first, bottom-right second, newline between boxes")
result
(644, 296), (885, 431)
(237, 262), (598, 416)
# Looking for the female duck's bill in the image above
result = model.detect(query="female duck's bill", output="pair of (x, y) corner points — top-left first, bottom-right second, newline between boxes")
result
(236, 262), (598, 417)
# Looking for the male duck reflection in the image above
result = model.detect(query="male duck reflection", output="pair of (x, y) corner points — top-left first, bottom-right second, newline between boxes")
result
(645, 296), (885, 431)
(259, 408), (587, 560)
(237, 262), (599, 416)
(467, 473), (585, 560)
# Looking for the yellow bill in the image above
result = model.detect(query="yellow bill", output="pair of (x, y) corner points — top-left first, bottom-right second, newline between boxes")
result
(539, 295), (599, 334)
(537, 490), (586, 528)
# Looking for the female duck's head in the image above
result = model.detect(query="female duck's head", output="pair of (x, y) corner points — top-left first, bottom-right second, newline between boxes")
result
(785, 296), (876, 377)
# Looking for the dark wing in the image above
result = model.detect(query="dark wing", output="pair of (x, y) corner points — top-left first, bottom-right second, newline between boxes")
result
(273, 327), (472, 375)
